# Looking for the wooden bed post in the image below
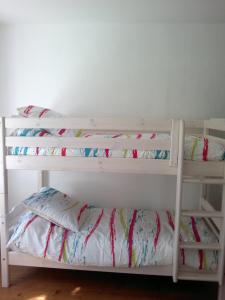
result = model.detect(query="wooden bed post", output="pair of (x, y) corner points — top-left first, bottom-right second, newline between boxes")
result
(216, 167), (225, 300)
(172, 120), (184, 282)
(37, 170), (48, 191)
(0, 117), (9, 287)
(218, 276), (225, 300)
(218, 167), (225, 286)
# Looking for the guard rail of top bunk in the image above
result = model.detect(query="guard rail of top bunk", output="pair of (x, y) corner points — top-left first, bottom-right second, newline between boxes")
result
(2, 117), (183, 175)
(2, 117), (225, 176)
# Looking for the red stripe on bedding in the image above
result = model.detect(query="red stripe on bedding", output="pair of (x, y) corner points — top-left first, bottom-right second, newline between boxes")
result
(154, 212), (161, 250)
(191, 217), (203, 270)
(128, 209), (137, 268)
(58, 229), (69, 262)
(39, 132), (45, 137)
(132, 150), (138, 159)
(137, 134), (142, 139)
(150, 133), (156, 139)
(36, 147), (39, 155)
(58, 129), (66, 136)
(39, 108), (50, 118)
(85, 209), (104, 246)
(166, 210), (174, 231)
(77, 204), (88, 223)
(105, 149), (109, 158)
(166, 211), (185, 265)
(22, 215), (38, 235)
(110, 208), (117, 267)
(112, 134), (122, 138)
(61, 148), (67, 156)
(43, 223), (55, 258)
(24, 105), (34, 115)
(203, 138), (209, 161)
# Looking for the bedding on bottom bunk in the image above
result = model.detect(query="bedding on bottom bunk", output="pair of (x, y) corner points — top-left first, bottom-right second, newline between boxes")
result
(8, 206), (218, 271)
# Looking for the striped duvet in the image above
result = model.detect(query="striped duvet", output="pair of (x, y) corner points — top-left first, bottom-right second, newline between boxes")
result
(8, 128), (225, 161)
(8, 207), (218, 270)
(9, 106), (225, 161)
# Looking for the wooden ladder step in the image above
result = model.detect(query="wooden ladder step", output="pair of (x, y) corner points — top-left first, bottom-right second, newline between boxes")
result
(179, 242), (220, 250)
(178, 271), (218, 282)
(183, 177), (225, 184)
(182, 210), (222, 218)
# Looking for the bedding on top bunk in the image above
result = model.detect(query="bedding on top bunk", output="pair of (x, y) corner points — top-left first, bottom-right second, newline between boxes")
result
(8, 105), (225, 161)
(8, 187), (218, 271)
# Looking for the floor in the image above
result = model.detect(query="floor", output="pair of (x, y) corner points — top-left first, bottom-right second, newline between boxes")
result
(0, 266), (218, 300)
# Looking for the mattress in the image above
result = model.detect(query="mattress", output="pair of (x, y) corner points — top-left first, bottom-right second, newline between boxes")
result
(8, 129), (225, 161)
(8, 207), (218, 270)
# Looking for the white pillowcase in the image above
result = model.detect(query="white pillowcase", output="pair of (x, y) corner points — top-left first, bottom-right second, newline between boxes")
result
(17, 105), (78, 137)
(23, 187), (89, 232)
(17, 105), (62, 118)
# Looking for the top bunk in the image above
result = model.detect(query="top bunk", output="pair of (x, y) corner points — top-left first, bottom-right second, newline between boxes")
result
(1, 107), (225, 177)
(1, 116), (183, 175)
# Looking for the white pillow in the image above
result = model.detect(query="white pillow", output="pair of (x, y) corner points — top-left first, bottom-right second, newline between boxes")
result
(23, 187), (88, 232)
(17, 105), (62, 118)
(17, 105), (77, 137)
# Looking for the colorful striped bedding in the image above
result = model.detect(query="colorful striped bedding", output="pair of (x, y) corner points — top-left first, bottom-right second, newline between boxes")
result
(8, 105), (225, 161)
(8, 207), (218, 270)
(8, 129), (225, 161)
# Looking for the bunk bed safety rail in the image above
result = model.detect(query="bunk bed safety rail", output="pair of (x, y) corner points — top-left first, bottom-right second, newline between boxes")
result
(5, 117), (172, 132)
(4, 117), (182, 174)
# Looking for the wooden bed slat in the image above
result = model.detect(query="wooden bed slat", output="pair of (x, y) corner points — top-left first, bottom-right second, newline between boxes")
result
(5, 156), (177, 175)
(5, 136), (171, 151)
(179, 242), (220, 250)
(8, 251), (172, 276)
(5, 157), (225, 177)
(5, 117), (172, 132)
(178, 271), (218, 282)
(184, 161), (225, 178)
(183, 177), (225, 184)
(182, 210), (222, 218)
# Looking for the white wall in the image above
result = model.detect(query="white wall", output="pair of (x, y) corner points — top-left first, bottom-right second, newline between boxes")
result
(1, 23), (225, 209)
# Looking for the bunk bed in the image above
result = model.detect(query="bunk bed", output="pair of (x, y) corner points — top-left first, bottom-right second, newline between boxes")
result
(1, 109), (225, 299)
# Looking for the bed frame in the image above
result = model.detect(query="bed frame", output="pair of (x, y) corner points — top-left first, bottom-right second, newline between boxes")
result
(1, 117), (225, 299)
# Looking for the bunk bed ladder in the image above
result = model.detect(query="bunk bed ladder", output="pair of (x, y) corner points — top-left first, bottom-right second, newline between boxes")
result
(218, 174), (225, 285)
(173, 121), (225, 286)
(176, 171), (225, 284)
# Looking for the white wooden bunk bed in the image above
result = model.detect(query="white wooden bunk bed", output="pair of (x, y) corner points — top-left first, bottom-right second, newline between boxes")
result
(1, 116), (225, 299)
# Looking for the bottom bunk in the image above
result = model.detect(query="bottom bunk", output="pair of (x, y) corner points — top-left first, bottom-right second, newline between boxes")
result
(7, 187), (219, 276)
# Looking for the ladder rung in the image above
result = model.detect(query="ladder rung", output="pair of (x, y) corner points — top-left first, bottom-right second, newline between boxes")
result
(182, 210), (223, 218)
(179, 242), (220, 250)
(183, 177), (225, 184)
(178, 271), (218, 282)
